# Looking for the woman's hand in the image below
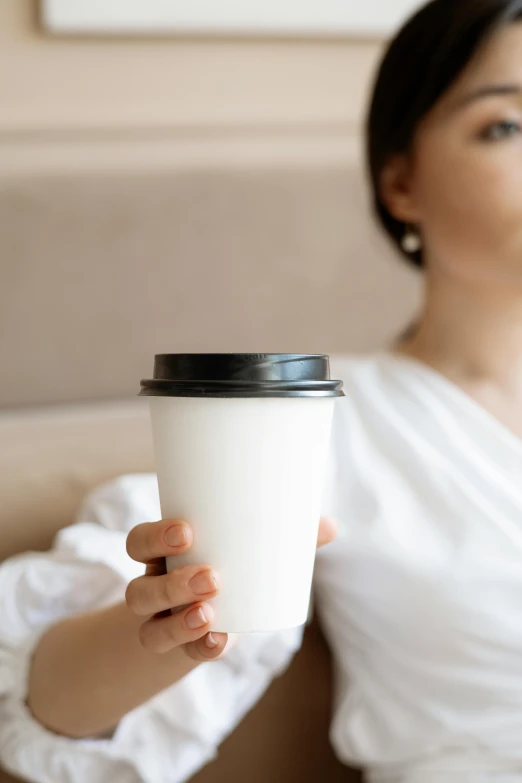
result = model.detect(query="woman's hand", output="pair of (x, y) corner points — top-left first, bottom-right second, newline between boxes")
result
(125, 517), (337, 663)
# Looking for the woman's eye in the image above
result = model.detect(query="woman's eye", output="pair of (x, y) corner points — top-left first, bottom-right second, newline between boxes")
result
(480, 120), (522, 141)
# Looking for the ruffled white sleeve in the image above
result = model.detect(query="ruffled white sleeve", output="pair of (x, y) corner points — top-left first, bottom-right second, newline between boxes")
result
(0, 474), (302, 783)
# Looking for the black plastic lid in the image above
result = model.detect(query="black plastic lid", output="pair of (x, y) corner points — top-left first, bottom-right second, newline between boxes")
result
(140, 353), (344, 399)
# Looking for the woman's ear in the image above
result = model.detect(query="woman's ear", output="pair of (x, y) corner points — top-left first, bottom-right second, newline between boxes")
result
(380, 153), (421, 224)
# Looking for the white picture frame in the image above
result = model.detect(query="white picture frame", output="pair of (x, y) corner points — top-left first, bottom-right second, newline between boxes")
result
(42, 0), (426, 37)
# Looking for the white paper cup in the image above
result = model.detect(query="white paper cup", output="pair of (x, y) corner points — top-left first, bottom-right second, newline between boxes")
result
(140, 354), (343, 634)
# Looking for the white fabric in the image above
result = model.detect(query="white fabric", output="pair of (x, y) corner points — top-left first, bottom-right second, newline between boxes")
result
(2, 353), (522, 783)
(315, 354), (522, 782)
(0, 474), (303, 783)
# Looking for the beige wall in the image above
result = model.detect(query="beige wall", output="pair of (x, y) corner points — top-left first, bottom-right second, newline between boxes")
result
(0, 0), (385, 172)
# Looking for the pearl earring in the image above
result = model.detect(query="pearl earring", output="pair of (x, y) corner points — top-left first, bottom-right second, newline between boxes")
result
(401, 225), (422, 254)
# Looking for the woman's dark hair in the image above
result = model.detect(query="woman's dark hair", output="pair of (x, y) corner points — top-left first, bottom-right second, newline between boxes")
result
(367, 0), (522, 268)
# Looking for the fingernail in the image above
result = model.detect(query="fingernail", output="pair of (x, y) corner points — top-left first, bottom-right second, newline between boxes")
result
(205, 633), (218, 649)
(186, 606), (209, 629)
(189, 569), (218, 596)
(165, 524), (186, 548)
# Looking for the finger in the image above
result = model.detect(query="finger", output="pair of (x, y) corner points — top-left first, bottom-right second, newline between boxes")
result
(317, 516), (338, 548)
(139, 602), (214, 654)
(126, 520), (193, 564)
(126, 565), (219, 617)
(184, 632), (230, 662)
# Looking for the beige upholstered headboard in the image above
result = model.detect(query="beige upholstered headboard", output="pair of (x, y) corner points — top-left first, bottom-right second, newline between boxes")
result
(0, 160), (420, 560)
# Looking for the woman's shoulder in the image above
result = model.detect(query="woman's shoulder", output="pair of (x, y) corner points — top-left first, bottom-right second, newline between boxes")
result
(323, 354), (394, 486)
(329, 352), (394, 400)
(326, 351), (415, 465)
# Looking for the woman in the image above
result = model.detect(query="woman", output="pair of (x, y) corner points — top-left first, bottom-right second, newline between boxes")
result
(2, 0), (522, 780)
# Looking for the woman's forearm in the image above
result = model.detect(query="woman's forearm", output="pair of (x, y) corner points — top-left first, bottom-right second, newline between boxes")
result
(27, 601), (200, 739)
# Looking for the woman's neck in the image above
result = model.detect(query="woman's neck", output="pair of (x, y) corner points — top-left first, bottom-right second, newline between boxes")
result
(399, 268), (522, 392)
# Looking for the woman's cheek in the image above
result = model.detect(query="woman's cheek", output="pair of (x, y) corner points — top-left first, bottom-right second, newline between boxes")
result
(474, 149), (522, 228)
(424, 142), (515, 225)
